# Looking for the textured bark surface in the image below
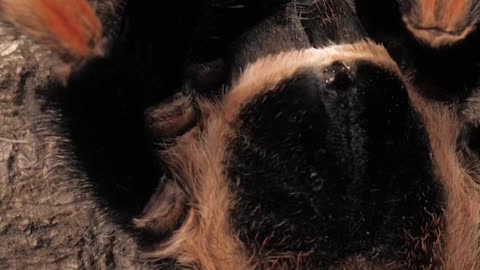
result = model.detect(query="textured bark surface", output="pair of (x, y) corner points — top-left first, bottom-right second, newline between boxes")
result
(0, 24), (151, 270)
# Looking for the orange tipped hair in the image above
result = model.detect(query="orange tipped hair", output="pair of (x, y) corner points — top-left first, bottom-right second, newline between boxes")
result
(403, 0), (473, 47)
(442, 0), (468, 27)
(0, 0), (104, 60)
(420, 0), (436, 26)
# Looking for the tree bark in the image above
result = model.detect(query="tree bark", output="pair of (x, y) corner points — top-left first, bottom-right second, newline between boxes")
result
(0, 27), (151, 270)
